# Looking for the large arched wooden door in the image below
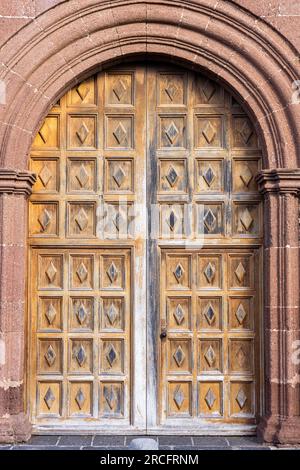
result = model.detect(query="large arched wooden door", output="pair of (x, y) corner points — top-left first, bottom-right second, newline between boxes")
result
(28, 63), (262, 433)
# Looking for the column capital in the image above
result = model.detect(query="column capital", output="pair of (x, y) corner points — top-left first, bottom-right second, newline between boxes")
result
(255, 169), (300, 195)
(0, 168), (36, 196)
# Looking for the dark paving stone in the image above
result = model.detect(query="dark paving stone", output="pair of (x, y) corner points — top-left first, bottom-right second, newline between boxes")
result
(12, 446), (58, 450)
(126, 435), (158, 445)
(83, 446), (127, 451)
(159, 446), (174, 450)
(234, 446), (272, 451)
(226, 436), (261, 446)
(0, 446), (12, 450)
(26, 435), (60, 446)
(158, 436), (192, 446)
(171, 445), (198, 450)
(193, 436), (229, 447)
(58, 435), (93, 446)
(93, 435), (125, 447)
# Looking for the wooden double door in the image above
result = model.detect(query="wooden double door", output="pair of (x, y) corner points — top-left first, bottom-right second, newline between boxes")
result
(28, 63), (262, 433)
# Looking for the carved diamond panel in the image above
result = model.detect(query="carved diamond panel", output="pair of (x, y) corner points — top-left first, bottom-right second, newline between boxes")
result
(159, 159), (187, 192)
(169, 340), (191, 373)
(230, 382), (254, 416)
(161, 204), (185, 238)
(106, 159), (133, 192)
(228, 254), (253, 289)
(70, 255), (94, 289)
(39, 255), (63, 289)
(67, 159), (96, 192)
(29, 202), (58, 237)
(68, 203), (95, 237)
(198, 255), (222, 289)
(101, 256), (125, 290)
(233, 117), (258, 148)
(69, 382), (92, 416)
(106, 73), (133, 105)
(233, 159), (259, 193)
(229, 339), (254, 374)
(160, 116), (186, 148)
(100, 382), (124, 416)
(196, 159), (223, 193)
(197, 203), (223, 236)
(228, 296), (253, 330)
(38, 339), (62, 374)
(199, 340), (222, 372)
(33, 116), (59, 148)
(195, 116), (223, 148)
(68, 115), (96, 149)
(69, 340), (93, 374)
(199, 381), (223, 416)
(30, 159), (58, 193)
(167, 297), (191, 330)
(69, 77), (96, 106)
(100, 340), (124, 374)
(233, 203), (260, 236)
(158, 73), (185, 105)
(166, 255), (191, 290)
(106, 116), (133, 149)
(70, 297), (94, 331)
(102, 298), (124, 330)
(39, 297), (62, 331)
(38, 382), (61, 416)
(198, 297), (222, 330)
(168, 382), (191, 416)
(196, 76), (224, 105)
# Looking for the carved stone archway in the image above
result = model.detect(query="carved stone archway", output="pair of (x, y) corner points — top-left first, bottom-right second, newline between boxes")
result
(0, 0), (299, 443)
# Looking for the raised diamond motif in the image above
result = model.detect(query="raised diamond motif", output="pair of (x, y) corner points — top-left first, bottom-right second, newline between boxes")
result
(204, 262), (216, 284)
(75, 388), (86, 410)
(174, 263), (184, 283)
(113, 79), (127, 101)
(45, 303), (57, 325)
(75, 208), (89, 231)
(236, 388), (247, 409)
(113, 122), (127, 145)
(165, 121), (179, 145)
(165, 82), (178, 101)
(76, 344), (86, 367)
(113, 166), (126, 187)
(76, 262), (88, 283)
(174, 304), (185, 325)
(107, 262), (118, 283)
(76, 302), (87, 325)
(205, 388), (216, 409)
(76, 164), (89, 188)
(203, 166), (215, 186)
(173, 385), (185, 409)
(166, 209), (177, 232)
(106, 303), (118, 326)
(39, 121), (50, 143)
(104, 385), (116, 409)
(240, 208), (253, 231)
(46, 261), (57, 283)
(239, 120), (253, 144)
(204, 208), (216, 232)
(76, 121), (90, 144)
(236, 303), (247, 325)
(166, 165), (178, 187)
(38, 208), (51, 231)
(236, 347), (246, 367)
(204, 345), (216, 367)
(202, 121), (216, 144)
(173, 345), (185, 367)
(39, 163), (52, 187)
(44, 387), (55, 410)
(106, 344), (117, 367)
(44, 345), (56, 367)
(204, 302), (216, 326)
(240, 164), (253, 187)
(235, 262), (246, 283)
(113, 211), (125, 232)
(76, 83), (90, 101)
(202, 80), (216, 102)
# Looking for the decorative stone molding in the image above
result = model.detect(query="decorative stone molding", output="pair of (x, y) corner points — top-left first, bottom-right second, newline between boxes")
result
(256, 169), (300, 195)
(0, 169), (36, 196)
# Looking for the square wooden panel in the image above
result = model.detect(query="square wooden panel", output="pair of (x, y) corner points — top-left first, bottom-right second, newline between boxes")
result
(197, 254), (222, 290)
(30, 158), (59, 193)
(160, 204), (186, 238)
(196, 76), (225, 106)
(198, 381), (223, 417)
(29, 202), (58, 237)
(232, 202), (261, 237)
(67, 115), (97, 149)
(158, 73), (186, 106)
(69, 296), (94, 331)
(232, 158), (260, 193)
(69, 339), (93, 374)
(105, 115), (134, 149)
(100, 339), (124, 374)
(230, 381), (254, 416)
(38, 254), (63, 290)
(167, 297), (191, 331)
(168, 339), (192, 374)
(69, 254), (94, 290)
(195, 115), (224, 149)
(68, 381), (93, 417)
(195, 158), (224, 193)
(101, 297), (125, 331)
(100, 255), (125, 290)
(166, 254), (191, 290)
(32, 116), (60, 149)
(228, 253), (254, 290)
(158, 159), (187, 193)
(198, 339), (223, 373)
(167, 381), (192, 416)
(228, 339), (254, 374)
(105, 158), (134, 193)
(228, 296), (254, 331)
(67, 158), (96, 193)
(233, 116), (258, 149)
(67, 202), (96, 238)
(159, 115), (186, 149)
(38, 296), (63, 331)
(102, 203), (134, 239)
(37, 338), (63, 375)
(68, 77), (96, 106)
(105, 72), (134, 106)
(197, 296), (222, 331)
(99, 381), (124, 417)
(196, 202), (224, 236)
(37, 381), (62, 417)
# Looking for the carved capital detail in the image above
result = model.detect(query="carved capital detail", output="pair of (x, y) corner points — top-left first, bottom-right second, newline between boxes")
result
(0, 169), (36, 196)
(256, 169), (300, 196)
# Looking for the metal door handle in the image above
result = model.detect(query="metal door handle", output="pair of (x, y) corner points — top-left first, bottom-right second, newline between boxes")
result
(160, 329), (167, 339)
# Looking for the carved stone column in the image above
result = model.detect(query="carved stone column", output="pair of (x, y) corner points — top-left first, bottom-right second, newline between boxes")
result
(0, 169), (36, 443)
(256, 169), (300, 444)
